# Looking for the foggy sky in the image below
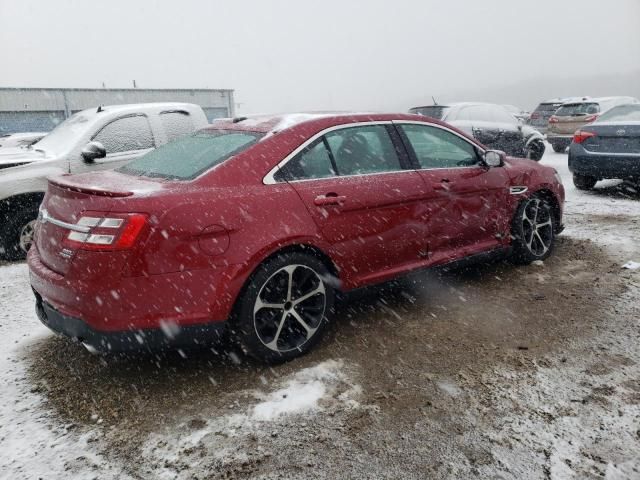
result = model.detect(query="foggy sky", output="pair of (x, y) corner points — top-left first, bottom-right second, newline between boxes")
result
(1, 0), (639, 113)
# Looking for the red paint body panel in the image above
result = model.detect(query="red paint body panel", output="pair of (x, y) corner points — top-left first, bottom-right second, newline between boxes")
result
(29, 113), (565, 336)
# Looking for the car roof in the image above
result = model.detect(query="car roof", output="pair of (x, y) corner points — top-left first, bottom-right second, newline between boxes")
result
(202, 112), (427, 135)
(75, 102), (201, 117)
(560, 96), (637, 105)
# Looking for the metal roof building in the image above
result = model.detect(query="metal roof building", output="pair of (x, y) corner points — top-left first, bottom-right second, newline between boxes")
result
(0, 87), (235, 134)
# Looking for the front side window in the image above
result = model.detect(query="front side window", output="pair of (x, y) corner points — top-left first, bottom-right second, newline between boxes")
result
(325, 125), (402, 175)
(118, 130), (262, 180)
(400, 124), (479, 169)
(93, 115), (154, 154)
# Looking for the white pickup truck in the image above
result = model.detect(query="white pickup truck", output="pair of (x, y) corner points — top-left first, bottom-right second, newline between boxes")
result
(0, 102), (208, 260)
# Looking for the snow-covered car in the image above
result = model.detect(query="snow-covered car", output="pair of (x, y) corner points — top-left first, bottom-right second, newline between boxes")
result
(0, 132), (46, 149)
(0, 103), (208, 260)
(409, 102), (546, 161)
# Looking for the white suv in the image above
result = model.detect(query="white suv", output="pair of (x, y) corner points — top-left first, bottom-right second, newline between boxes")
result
(0, 103), (207, 260)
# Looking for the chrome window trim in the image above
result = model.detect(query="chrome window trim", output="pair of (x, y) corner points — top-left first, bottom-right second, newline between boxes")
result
(261, 120), (489, 185)
(582, 150), (640, 158)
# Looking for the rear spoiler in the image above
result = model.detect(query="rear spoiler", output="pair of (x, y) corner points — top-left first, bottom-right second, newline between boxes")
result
(48, 174), (134, 197)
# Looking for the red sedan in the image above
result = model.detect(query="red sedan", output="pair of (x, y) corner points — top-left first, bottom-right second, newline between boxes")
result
(28, 113), (565, 362)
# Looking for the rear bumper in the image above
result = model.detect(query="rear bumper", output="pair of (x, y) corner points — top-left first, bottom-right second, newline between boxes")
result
(28, 245), (246, 333)
(33, 288), (226, 353)
(568, 146), (640, 179)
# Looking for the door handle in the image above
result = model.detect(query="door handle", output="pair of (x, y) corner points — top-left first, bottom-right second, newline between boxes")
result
(314, 193), (346, 206)
(432, 179), (451, 191)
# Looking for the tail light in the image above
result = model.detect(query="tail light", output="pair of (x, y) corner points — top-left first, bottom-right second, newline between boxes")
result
(584, 114), (598, 123)
(548, 116), (559, 124)
(64, 212), (148, 250)
(573, 130), (596, 144)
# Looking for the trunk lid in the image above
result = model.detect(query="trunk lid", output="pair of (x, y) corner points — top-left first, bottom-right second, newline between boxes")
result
(582, 123), (640, 155)
(35, 171), (162, 275)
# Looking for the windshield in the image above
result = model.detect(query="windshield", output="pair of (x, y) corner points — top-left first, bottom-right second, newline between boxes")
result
(596, 104), (640, 122)
(117, 130), (263, 180)
(555, 103), (599, 117)
(409, 106), (447, 120)
(34, 112), (93, 155)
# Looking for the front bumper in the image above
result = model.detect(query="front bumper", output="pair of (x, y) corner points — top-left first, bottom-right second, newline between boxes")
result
(33, 288), (227, 353)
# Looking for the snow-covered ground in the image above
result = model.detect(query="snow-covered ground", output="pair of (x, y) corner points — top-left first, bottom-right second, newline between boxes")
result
(1, 145), (639, 479)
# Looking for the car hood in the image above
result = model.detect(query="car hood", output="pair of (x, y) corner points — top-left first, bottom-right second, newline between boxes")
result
(0, 149), (47, 170)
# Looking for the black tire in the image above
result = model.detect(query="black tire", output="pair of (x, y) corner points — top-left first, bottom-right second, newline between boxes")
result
(231, 252), (335, 363)
(510, 195), (556, 265)
(0, 203), (40, 261)
(573, 173), (597, 190)
(551, 143), (566, 153)
(525, 139), (545, 161)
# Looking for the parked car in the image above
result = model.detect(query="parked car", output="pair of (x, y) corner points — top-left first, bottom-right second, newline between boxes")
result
(0, 103), (208, 260)
(547, 96), (639, 153)
(0, 132), (46, 149)
(409, 103), (546, 160)
(527, 97), (585, 135)
(29, 113), (565, 362)
(568, 104), (640, 190)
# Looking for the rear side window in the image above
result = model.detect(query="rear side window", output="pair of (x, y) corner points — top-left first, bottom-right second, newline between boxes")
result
(555, 103), (599, 116)
(274, 139), (336, 182)
(118, 130), (262, 180)
(93, 115), (155, 153)
(400, 124), (479, 169)
(161, 111), (195, 142)
(325, 125), (401, 175)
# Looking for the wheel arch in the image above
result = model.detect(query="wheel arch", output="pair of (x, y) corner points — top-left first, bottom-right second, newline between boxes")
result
(0, 191), (45, 223)
(529, 188), (562, 232)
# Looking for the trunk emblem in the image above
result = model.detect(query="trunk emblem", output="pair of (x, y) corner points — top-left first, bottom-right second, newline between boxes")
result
(60, 248), (73, 259)
(616, 129), (626, 136)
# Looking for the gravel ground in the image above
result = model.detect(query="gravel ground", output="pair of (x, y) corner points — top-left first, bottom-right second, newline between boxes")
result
(1, 147), (640, 479)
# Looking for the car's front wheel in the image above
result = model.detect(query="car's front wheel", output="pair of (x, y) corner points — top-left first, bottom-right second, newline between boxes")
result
(232, 252), (335, 363)
(511, 195), (556, 264)
(573, 173), (597, 190)
(525, 139), (545, 161)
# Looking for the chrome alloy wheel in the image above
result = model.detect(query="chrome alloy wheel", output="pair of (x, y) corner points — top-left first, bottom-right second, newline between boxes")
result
(521, 198), (553, 257)
(253, 264), (326, 353)
(19, 219), (37, 254)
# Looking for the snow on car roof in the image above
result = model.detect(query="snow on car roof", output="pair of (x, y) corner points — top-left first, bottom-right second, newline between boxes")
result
(75, 102), (201, 117)
(205, 111), (379, 135)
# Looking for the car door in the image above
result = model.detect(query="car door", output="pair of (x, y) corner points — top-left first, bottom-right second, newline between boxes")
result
(395, 122), (511, 264)
(71, 114), (155, 174)
(274, 123), (431, 284)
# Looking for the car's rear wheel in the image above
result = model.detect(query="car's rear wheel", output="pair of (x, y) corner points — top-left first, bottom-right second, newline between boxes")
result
(0, 205), (39, 261)
(232, 252), (335, 363)
(525, 139), (545, 161)
(511, 195), (556, 264)
(573, 173), (597, 190)
(551, 143), (566, 153)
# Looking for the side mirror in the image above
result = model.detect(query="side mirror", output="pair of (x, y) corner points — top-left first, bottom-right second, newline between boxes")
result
(81, 141), (106, 162)
(483, 150), (505, 167)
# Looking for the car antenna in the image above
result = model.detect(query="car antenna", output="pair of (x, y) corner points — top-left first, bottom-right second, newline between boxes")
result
(432, 96), (438, 106)
(232, 116), (248, 123)
(97, 105), (104, 113)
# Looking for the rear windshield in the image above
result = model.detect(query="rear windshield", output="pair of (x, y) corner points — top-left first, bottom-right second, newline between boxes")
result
(555, 103), (600, 117)
(596, 104), (640, 122)
(535, 103), (563, 113)
(118, 130), (263, 180)
(409, 106), (447, 120)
